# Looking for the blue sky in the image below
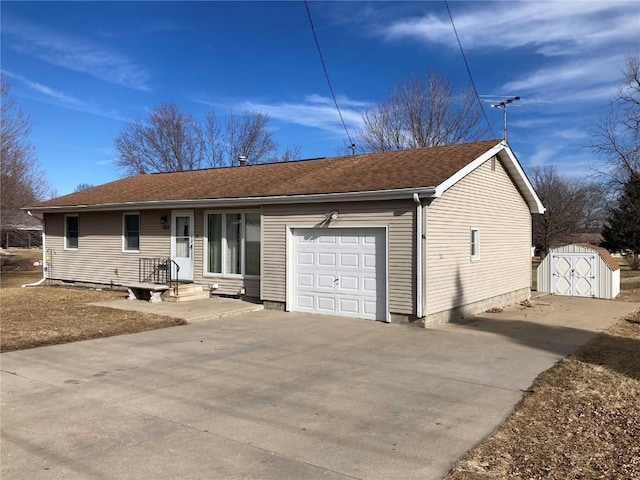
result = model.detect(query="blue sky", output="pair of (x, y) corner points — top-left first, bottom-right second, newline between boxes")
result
(2, 1), (638, 196)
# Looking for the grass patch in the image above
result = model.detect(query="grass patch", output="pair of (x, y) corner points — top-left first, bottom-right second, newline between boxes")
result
(1, 266), (186, 353)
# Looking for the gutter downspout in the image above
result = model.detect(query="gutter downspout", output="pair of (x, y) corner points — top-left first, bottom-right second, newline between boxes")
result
(413, 193), (423, 319)
(22, 211), (47, 288)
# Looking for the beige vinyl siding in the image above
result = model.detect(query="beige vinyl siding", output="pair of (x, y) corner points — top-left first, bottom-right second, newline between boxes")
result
(262, 200), (415, 315)
(425, 156), (531, 316)
(44, 210), (170, 285)
(537, 244), (620, 299)
(192, 208), (261, 297)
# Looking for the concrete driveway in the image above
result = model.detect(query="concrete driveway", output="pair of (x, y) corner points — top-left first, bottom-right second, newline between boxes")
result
(1, 296), (638, 480)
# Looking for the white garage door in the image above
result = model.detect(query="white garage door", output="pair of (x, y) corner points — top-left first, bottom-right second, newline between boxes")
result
(291, 228), (387, 321)
(551, 254), (597, 297)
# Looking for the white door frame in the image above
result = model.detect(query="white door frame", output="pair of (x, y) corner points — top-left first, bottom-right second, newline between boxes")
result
(285, 225), (389, 322)
(171, 210), (194, 282)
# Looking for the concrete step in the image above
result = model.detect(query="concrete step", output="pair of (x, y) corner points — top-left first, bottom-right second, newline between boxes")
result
(164, 284), (211, 303)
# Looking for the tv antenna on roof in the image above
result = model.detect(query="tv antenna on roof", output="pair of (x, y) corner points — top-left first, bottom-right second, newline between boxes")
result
(491, 96), (520, 143)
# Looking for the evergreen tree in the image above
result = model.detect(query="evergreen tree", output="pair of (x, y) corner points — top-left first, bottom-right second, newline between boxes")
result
(601, 175), (640, 269)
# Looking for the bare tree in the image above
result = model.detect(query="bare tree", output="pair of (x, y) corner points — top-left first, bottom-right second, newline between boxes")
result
(531, 166), (605, 258)
(115, 104), (293, 173)
(272, 144), (301, 163)
(1, 81), (51, 226)
(202, 109), (224, 167)
(359, 73), (489, 152)
(590, 54), (640, 189)
(114, 102), (205, 175)
(224, 110), (277, 165)
(74, 183), (95, 192)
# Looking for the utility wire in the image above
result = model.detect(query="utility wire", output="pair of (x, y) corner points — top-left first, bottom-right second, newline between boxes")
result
(304, 0), (356, 152)
(444, 0), (496, 138)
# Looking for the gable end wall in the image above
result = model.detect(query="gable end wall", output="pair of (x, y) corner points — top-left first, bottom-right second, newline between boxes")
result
(425, 156), (532, 321)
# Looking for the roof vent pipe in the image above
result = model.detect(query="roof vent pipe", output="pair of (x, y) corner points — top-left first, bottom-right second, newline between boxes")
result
(238, 156), (247, 167)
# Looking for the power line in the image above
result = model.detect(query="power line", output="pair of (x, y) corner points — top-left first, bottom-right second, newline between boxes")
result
(304, 0), (356, 153)
(444, 0), (496, 138)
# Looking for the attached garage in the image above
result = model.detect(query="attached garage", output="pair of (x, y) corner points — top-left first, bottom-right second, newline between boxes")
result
(537, 244), (621, 299)
(287, 227), (388, 322)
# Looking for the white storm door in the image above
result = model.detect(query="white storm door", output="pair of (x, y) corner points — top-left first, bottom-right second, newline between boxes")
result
(292, 228), (386, 321)
(551, 254), (596, 297)
(171, 210), (194, 281)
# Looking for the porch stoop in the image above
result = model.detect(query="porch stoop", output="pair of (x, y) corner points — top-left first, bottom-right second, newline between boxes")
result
(164, 284), (211, 302)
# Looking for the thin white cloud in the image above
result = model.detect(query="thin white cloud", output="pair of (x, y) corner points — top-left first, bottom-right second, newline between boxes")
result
(552, 128), (589, 141)
(3, 16), (151, 91)
(3, 70), (127, 122)
(527, 145), (556, 168)
(381, 1), (636, 57)
(239, 95), (368, 136)
(2, 70), (83, 106)
(501, 55), (622, 101)
(193, 94), (369, 137)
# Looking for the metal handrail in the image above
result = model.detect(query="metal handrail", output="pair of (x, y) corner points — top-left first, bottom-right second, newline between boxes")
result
(138, 257), (181, 296)
(169, 259), (180, 296)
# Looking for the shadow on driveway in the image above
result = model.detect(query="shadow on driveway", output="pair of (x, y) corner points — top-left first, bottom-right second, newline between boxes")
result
(447, 295), (640, 380)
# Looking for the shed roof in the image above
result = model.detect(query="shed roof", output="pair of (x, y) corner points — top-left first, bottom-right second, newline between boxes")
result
(549, 243), (620, 271)
(27, 139), (544, 213)
(576, 243), (621, 271)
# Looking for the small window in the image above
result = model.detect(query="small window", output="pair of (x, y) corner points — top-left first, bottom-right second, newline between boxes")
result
(471, 228), (480, 261)
(123, 213), (140, 251)
(65, 215), (79, 250)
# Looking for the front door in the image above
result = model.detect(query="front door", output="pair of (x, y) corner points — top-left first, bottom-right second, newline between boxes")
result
(171, 210), (194, 282)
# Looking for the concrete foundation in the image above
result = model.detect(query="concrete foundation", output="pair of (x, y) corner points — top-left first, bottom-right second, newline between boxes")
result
(424, 287), (531, 327)
(263, 300), (286, 311)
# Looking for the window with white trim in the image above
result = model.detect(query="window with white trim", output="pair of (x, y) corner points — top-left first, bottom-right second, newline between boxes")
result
(123, 213), (140, 251)
(205, 212), (260, 276)
(470, 228), (480, 261)
(65, 214), (79, 250)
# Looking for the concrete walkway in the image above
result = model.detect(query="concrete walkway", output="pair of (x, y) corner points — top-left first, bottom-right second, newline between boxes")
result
(1, 296), (638, 480)
(91, 296), (264, 322)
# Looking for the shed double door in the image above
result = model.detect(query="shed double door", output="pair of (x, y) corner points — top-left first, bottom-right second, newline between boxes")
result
(551, 253), (597, 297)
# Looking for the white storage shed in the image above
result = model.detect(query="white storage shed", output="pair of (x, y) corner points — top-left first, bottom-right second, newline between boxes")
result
(537, 243), (620, 299)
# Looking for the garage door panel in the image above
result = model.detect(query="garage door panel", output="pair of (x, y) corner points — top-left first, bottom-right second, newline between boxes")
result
(292, 228), (386, 321)
(317, 296), (337, 312)
(318, 253), (336, 266)
(298, 252), (314, 265)
(298, 235), (316, 245)
(339, 298), (359, 315)
(318, 275), (337, 288)
(363, 254), (377, 269)
(318, 236), (337, 244)
(296, 295), (315, 309)
(339, 235), (359, 245)
(297, 273), (314, 288)
(340, 276), (359, 291)
(363, 301), (378, 316)
(362, 277), (377, 293)
(339, 253), (359, 267)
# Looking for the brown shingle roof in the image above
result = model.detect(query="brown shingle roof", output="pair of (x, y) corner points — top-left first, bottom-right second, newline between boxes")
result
(32, 139), (502, 208)
(576, 243), (621, 272)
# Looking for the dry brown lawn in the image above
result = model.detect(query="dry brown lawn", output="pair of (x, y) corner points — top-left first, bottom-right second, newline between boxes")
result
(446, 256), (640, 479)
(0, 249), (186, 352)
